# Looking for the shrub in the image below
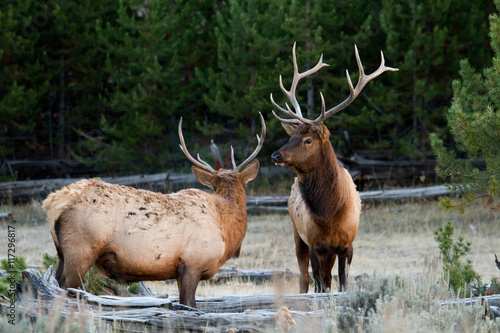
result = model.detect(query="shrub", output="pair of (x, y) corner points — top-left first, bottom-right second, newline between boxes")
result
(434, 222), (481, 297)
(0, 256), (27, 302)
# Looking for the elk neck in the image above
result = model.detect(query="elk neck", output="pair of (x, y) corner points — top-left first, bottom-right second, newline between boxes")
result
(213, 171), (248, 215)
(212, 171), (248, 259)
(296, 141), (347, 225)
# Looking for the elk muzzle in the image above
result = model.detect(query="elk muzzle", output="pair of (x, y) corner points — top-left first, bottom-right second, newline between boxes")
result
(271, 150), (286, 167)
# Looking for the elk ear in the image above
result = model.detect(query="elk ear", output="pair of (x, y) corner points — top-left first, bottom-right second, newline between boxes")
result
(281, 122), (299, 137)
(319, 124), (330, 142)
(239, 160), (259, 185)
(192, 166), (216, 190)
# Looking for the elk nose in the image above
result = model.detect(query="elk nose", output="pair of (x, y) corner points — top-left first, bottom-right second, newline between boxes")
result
(271, 151), (282, 163)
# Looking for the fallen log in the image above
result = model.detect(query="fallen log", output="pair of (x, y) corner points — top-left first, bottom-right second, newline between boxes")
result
(67, 288), (173, 308)
(0, 212), (12, 221)
(0, 172), (198, 202)
(11, 267), (339, 332)
(246, 185), (450, 212)
(1, 163), (449, 206)
(441, 295), (500, 308)
(211, 268), (300, 284)
(441, 294), (500, 321)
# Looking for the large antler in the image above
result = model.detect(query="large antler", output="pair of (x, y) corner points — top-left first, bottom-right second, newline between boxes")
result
(179, 119), (217, 173)
(270, 42), (329, 124)
(232, 112), (266, 171)
(272, 43), (398, 129)
(179, 112), (266, 173)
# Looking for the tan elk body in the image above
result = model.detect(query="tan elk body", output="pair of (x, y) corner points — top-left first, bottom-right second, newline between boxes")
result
(43, 114), (266, 307)
(271, 43), (397, 293)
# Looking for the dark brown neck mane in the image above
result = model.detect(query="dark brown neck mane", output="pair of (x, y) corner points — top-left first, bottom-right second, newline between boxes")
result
(297, 141), (347, 225)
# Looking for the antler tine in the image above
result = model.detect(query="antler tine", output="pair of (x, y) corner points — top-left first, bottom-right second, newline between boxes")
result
(230, 146), (237, 170)
(196, 153), (215, 170)
(271, 42), (329, 124)
(234, 112), (266, 172)
(178, 118), (217, 174)
(315, 45), (399, 124)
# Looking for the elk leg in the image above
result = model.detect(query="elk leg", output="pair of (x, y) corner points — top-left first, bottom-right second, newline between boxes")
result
(177, 265), (200, 308)
(293, 225), (309, 293)
(58, 254), (95, 289)
(338, 245), (353, 292)
(310, 249), (336, 293)
(309, 250), (323, 293)
(321, 254), (336, 292)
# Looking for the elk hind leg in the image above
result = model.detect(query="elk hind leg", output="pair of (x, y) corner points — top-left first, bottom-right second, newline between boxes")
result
(177, 264), (200, 308)
(338, 245), (354, 292)
(57, 248), (97, 289)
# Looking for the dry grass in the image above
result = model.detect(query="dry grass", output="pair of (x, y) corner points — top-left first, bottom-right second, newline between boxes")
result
(0, 198), (499, 332)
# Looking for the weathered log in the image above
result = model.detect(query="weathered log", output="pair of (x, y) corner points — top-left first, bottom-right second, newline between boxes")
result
(246, 185), (450, 212)
(0, 172), (198, 202)
(21, 267), (62, 302)
(211, 268), (300, 284)
(16, 268), (338, 332)
(488, 306), (500, 321)
(0, 212), (12, 220)
(441, 295), (500, 321)
(1, 160), (449, 206)
(173, 292), (340, 313)
(441, 295), (500, 308)
(67, 288), (173, 308)
(97, 307), (329, 333)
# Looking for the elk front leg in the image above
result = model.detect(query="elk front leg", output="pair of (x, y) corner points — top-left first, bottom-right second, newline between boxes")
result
(338, 245), (353, 292)
(310, 249), (336, 293)
(293, 225), (310, 293)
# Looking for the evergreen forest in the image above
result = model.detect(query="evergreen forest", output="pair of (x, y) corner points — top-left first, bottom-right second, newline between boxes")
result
(0, 0), (496, 175)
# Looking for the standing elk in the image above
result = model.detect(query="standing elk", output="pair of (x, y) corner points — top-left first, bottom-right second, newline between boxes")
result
(42, 113), (266, 307)
(271, 43), (398, 293)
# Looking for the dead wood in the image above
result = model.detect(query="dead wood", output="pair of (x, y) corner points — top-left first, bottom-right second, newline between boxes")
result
(441, 295), (500, 308)
(0, 212), (12, 221)
(211, 268), (300, 284)
(246, 185), (450, 212)
(441, 295), (500, 321)
(14, 267), (341, 332)
(1, 162), (449, 206)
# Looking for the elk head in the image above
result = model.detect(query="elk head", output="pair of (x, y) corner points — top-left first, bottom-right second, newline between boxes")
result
(179, 112), (266, 198)
(271, 43), (398, 173)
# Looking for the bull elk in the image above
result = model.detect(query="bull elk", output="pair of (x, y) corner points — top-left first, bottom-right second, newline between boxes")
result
(271, 43), (398, 293)
(42, 113), (266, 308)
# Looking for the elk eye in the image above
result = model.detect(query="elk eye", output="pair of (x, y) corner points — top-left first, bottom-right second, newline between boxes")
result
(304, 138), (312, 145)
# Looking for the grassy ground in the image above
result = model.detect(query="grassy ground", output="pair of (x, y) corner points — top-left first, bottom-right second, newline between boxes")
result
(0, 198), (499, 331)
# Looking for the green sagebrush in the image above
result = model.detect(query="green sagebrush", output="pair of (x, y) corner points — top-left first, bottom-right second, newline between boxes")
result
(434, 222), (481, 298)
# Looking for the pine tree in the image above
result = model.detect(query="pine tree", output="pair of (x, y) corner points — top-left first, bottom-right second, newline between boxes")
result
(0, 1), (52, 159)
(360, 0), (494, 157)
(430, 1), (500, 212)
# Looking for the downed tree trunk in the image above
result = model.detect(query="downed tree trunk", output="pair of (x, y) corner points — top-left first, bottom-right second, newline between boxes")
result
(1, 165), (449, 206)
(441, 295), (500, 308)
(0, 172), (198, 202)
(246, 185), (450, 212)
(210, 268), (369, 285)
(11, 267), (338, 332)
(211, 268), (300, 284)
(11, 268), (498, 331)
(441, 295), (500, 321)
